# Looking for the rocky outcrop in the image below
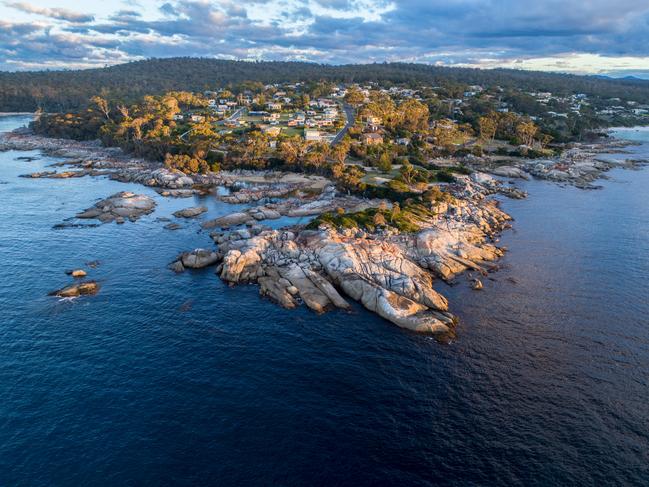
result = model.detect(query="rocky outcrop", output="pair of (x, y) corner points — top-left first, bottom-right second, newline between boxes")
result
(75, 192), (156, 223)
(470, 172), (527, 199)
(49, 281), (99, 298)
(192, 183), (511, 335)
(202, 212), (253, 229)
(220, 184), (298, 204)
(489, 165), (529, 179)
(173, 206), (208, 218)
(249, 207), (282, 221)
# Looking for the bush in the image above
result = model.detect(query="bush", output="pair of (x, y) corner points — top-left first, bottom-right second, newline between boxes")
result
(307, 207), (421, 233)
(164, 153), (209, 174)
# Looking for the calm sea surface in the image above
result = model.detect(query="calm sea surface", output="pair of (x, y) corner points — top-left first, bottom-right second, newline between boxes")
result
(1, 115), (648, 486)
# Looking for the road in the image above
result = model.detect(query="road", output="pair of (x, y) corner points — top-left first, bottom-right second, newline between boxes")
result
(225, 107), (246, 122)
(331, 103), (355, 146)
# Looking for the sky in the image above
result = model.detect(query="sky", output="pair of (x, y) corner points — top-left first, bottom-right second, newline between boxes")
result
(2, 0), (649, 76)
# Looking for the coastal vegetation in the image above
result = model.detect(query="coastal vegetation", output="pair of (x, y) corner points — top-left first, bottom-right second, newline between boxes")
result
(25, 61), (649, 206)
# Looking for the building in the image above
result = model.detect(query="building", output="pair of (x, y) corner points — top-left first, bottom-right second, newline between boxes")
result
(266, 102), (282, 111)
(361, 133), (383, 145)
(261, 125), (282, 137)
(305, 129), (323, 142)
(263, 113), (280, 122)
(362, 115), (381, 125)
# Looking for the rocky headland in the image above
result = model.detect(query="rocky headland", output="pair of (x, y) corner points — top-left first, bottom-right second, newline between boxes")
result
(171, 176), (511, 335)
(463, 138), (645, 189)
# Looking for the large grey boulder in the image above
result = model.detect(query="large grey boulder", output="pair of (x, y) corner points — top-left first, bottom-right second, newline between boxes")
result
(179, 249), (220, 269)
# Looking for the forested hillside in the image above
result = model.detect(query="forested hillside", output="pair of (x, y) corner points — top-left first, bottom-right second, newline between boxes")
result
(2, 58), (649, 112)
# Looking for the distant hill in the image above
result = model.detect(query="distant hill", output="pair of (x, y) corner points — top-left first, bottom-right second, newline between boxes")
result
(2, 57), (649, 112)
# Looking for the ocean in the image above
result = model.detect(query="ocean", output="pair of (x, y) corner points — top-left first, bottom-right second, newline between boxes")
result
(1, 115), (647, 485)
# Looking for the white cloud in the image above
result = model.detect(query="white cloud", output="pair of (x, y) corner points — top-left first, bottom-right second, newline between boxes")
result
(2, 0), (649, 75)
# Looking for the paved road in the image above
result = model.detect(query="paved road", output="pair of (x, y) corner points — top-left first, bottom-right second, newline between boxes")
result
(331, 103), (355, 146)
(226, 107), (246, 122)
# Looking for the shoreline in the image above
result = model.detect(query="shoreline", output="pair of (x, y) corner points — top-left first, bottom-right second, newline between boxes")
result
(1, 127), (646, 335)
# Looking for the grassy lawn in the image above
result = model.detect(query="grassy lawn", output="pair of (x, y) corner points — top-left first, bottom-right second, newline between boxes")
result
(361, 167), (400, 185)
(283, 127), (303, 137)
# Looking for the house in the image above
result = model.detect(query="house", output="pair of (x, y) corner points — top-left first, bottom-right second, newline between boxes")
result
(263, 113), (280, 122)
(266, 102), (282, 111)
(396, 137), (410, 146)
(363, 115), (381, 125)
(190, 114), (205, 123)
(324, 108), (338, 119)
(305, 129), (323, 142)
(361, 133), (383, 145)
(172, 114), (184, 121)
(261, 125), (282, 137)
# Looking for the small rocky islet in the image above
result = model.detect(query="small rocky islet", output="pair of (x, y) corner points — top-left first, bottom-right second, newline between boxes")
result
(1, 129), (642, 334)
(75, 191), (156, 224)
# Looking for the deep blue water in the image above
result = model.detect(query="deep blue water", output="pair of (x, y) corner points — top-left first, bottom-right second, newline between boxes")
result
(1, 115), (648, 486)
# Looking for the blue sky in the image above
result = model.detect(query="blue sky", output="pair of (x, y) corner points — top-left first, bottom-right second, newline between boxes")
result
(2, 0), (649, 76)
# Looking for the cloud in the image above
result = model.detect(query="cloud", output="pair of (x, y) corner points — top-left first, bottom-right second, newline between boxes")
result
(3, 0), (649, 75)
(5, 1), (95, 23)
